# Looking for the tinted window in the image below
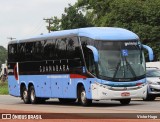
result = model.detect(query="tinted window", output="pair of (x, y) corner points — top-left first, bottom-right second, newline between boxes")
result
(25, 42), (34, 61)
(66, 37), (83, 68)
(8, 44), (17, 62)
(18, 43), (25, 62)
(67, 37), (81, 59)
(34, 41), (44, 61)
(44, 40), (55, 60)
(55, 38), (67, 59)
(81, 37), (99, 49)
(83, 47), (96, 75)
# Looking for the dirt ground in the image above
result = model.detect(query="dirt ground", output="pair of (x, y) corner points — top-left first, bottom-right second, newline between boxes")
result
(0, 109), (159, 122)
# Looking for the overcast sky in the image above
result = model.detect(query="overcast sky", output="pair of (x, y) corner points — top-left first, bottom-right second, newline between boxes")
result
(0, 0), (77, 48)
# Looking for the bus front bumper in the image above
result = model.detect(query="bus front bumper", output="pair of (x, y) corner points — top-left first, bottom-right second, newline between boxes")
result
(91, 82), (147, 100)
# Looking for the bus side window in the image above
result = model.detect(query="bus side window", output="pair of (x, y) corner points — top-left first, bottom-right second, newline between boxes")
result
(67, 37), (82, 67)
(56, 38), (67, 60)
(25, 42), (34, 61)
(8, 44), (17, 62)
(67, 38), (75, 59)
(44, 40), (55, 60)
(67, 37), (81, 59)
(83, 47), (96, 75)
(18, 43), (25, 62)
(34, 41), (44, 61)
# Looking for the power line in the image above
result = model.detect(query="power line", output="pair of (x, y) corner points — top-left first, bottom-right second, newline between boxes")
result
(7, 37), (16, 41)
(43, 18), (53, 33)
(21, 20), (45, 37)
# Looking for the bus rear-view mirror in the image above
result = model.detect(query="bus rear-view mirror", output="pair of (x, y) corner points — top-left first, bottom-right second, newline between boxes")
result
(86, 45), (99, 63)
(142, 44), (154, 61)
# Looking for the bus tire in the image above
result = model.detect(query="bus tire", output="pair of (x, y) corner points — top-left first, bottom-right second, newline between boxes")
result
(22, 86), (30, 104)
(120, 98), (131, 105)
(29, 86), (38, 104)
(78, 86), (92, 106)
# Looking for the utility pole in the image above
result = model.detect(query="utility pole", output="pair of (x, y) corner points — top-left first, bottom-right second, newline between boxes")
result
(43, 18), (53, 33)
(7, 37), (16, 40)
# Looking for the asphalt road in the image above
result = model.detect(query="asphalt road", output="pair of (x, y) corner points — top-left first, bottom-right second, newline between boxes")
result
(0, 95), (160, 114)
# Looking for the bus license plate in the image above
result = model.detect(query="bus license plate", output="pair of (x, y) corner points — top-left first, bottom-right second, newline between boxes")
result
(121, 92), (130, 96)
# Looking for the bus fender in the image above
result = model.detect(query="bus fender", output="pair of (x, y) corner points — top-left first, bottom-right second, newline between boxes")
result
(76, 81), (91, 99)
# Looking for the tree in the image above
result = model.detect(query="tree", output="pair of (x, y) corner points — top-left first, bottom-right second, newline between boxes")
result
(77, 0), (160, 61)
(48, 4), (92, 31)
(0, 46), (7, 68)
(61, 4), (92, 30)
(50, 16), (61, 31)
(47, 0), (160, 60)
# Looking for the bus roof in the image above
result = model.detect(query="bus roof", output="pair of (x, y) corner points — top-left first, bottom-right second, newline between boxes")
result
(9, 27), (139, 44)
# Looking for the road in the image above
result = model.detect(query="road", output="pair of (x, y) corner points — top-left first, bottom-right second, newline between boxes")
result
(0, 95), (159, 121)
(0, 95), (160, 113)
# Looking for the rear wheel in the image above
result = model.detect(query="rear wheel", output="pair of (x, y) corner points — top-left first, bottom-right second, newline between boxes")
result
(120, 99), (131, 105)
(78, 86), (92, 106)
(22, 86), (30, 104)
(29, 86), (38, 104)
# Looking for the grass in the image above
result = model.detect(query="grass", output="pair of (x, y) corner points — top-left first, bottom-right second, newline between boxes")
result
(0, 81), (8, 95)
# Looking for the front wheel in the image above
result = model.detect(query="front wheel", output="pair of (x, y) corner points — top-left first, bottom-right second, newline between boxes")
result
(78, 86), (92, 106)
(120, 99), (131, 105)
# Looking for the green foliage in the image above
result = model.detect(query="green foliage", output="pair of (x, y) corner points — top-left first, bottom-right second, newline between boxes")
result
(0, 46), (7, 67)
(0, 82), (8, 95)
(76, 0), (160, 61)
(61, 4), (92, 30)
(46, 0), (160, 60)
(48, 4), (92, 31)
(50, 16), (61, 31)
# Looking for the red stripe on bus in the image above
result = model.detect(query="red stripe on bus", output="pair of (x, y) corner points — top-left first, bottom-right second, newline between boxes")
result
(70, 74), (87, 79)
(14, 64), (18, 80)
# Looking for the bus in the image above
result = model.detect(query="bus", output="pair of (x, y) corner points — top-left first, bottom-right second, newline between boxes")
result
(8, 27), (153, 106)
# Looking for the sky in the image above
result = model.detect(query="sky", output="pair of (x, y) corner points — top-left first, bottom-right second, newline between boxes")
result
(0, 0), (77, 48)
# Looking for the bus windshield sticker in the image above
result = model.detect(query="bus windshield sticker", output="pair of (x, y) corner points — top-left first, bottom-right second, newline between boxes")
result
(125, 42), (137, 46)
(122, 49), (128, 56)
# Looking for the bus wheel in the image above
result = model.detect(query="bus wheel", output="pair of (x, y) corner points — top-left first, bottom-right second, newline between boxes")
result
(59, 98), (76, 103)
(78, 86), (92, 106)
(22, 87), (30, 104)
(120, 99), (131, 105)
(29, 86), (38, 104)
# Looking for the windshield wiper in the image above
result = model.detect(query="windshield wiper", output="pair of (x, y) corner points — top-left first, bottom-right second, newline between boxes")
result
(113, 60), (121, 79)
(124, 57), (137, 78)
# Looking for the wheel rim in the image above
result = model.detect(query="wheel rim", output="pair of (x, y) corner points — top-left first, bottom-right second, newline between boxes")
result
(23, 90), (28, 100)
(31, 90), (35, 101)
(81, 91), (86, 103)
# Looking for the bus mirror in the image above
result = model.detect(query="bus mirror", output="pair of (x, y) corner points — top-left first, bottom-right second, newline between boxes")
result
(86, 45), (99, 62)
(142, 44), (154, 61)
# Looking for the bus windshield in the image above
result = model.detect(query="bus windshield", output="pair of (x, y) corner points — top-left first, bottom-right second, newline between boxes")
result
(98, 41), (145, 81)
